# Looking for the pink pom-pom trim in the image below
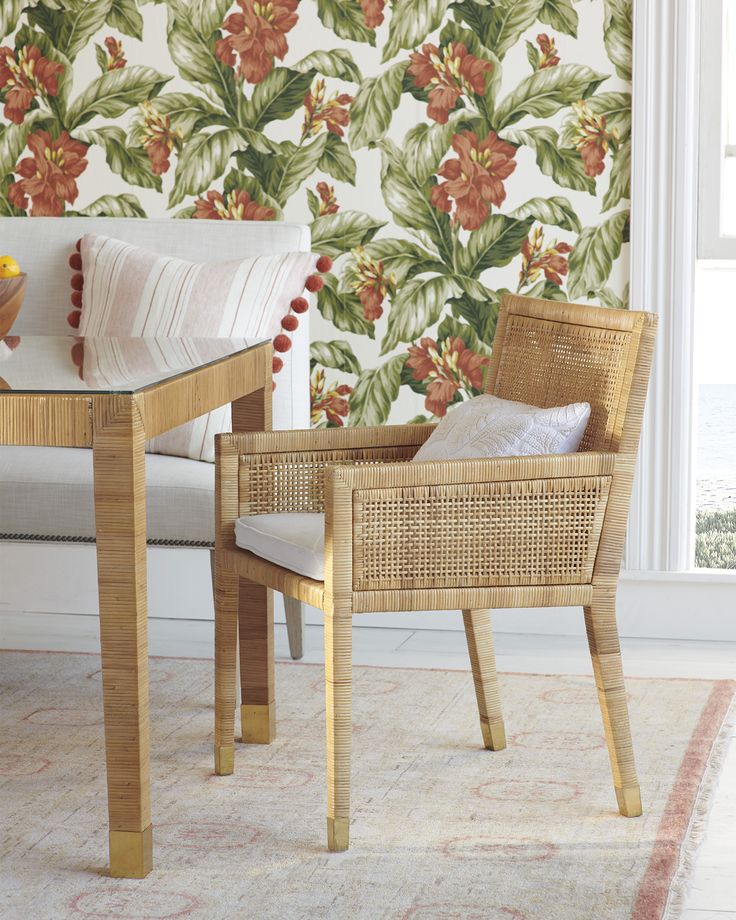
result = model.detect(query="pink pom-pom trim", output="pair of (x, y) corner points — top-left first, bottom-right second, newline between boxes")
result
(315, 255), (333, 274)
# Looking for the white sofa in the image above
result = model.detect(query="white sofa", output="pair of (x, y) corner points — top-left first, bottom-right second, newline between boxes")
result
(0, 217), (310, 657)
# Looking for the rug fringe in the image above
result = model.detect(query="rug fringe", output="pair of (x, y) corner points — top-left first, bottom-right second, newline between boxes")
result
(663, 696), (736, 920)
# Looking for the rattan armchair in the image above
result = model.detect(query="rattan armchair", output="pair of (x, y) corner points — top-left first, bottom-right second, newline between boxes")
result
(212, 294), (657, 852)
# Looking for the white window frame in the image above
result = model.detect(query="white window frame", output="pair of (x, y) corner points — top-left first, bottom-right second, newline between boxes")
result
(698, 0), (736, 259)
(628, 0), (700, 572)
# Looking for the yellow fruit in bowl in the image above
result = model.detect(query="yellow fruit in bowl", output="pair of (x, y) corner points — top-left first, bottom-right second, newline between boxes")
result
(0, 256), (21, 279)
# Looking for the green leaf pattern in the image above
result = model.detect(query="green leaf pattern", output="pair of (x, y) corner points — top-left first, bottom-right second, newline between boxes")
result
(1, 0), (631, 425)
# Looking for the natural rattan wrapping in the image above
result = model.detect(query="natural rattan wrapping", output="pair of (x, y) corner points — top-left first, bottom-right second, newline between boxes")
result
(239, 446), (419, 516)
(490, 316), (629, 452)
(486, 299), (642, 453)
(214, 295), (659, 852)
(351, 475), (611, 591)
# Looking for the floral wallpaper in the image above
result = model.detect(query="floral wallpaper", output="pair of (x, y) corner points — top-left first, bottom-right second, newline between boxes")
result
(0, 0), (632, 427)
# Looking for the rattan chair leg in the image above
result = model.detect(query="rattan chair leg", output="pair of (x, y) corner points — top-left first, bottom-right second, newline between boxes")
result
(324, 611), (352, 852)
(239, 578), (275, 744)
(462, 608), (506, 750)
(284, 596), (305, 660)
(214, 559), (239, 775)
(584, 592), (642, 817)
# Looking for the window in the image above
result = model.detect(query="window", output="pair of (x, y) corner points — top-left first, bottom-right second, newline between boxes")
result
(694, 0), (736, 568)
(699, 0), (736, 257)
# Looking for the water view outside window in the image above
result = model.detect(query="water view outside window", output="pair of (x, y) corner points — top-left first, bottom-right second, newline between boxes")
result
(694, 266), (736, 568)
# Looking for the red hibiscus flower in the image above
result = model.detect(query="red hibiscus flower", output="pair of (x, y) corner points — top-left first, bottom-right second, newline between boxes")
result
(193, 188), (276, 221)
(0, 45), (64, 124)
(8, 131), (88, 217)
(311, 369), (352, 427)
(316, 181), (339, 216)
(408, 42), (493, 125)
(407, 336), (489, 418)
(518, 227), (573, 289)
(216, 0), (299, 85)
(139, 100), (183, 176)
(431, 130), (517, 231)
(104, 36), (126, 70)
(360, 0), (386, 27)
(572, 100), (619, 178)
(302, 78), (353, 138)
(536, 33), (560, 69)
(351, 245), (396, 322)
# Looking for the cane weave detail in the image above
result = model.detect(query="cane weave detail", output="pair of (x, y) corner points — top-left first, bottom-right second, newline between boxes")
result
(215, 295), (658, 851)
(239, 446), (417, 515)
(490, 315), (632, 452)
(352, 475), (611, 591)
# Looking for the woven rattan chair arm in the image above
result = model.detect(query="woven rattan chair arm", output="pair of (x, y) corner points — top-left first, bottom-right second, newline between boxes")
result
(325, 451), (618, 594)
(326, 450), (617, 491)
(218, 423), (435, 458)
(229, 425), (437, 517)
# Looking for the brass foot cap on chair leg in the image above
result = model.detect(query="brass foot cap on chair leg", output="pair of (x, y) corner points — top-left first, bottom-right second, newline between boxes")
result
(214, 744), (235, 775)
(109, 826), (153, 878)
(241, 704), (276, 744)
(616, 785), (642, 817)
(327, 817), (349, 852)
(481, 719), (507, 751)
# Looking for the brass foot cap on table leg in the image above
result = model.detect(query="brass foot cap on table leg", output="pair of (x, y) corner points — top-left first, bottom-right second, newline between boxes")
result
(481, 719), (507, 751)
(241, 704), (276, 744)
(214, 744), (235, 775)
(109, 826), (153, 879)
(616, 784), (642, 817)
(327, 817), (349, 852)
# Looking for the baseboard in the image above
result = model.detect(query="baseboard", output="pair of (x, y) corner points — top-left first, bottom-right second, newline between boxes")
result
(1, 542), (735, 654)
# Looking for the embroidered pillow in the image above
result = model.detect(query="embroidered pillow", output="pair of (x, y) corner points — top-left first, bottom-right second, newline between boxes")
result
(413, 394), (591, 462)
(78, 233), (319, 462)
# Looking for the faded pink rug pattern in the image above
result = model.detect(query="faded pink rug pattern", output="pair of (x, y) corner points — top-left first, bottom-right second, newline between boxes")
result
(0, 651), (732, 920)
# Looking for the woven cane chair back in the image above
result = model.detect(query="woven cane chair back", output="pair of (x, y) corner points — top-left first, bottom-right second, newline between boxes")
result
(486, 294), (655, 455)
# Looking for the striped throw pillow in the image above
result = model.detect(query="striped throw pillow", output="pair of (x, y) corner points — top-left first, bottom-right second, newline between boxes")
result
(79, 233), (318, 462)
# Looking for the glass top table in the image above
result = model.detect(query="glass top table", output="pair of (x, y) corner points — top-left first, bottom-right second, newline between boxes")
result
(0, 335), (267, 394)
(0, 333), (272, 879)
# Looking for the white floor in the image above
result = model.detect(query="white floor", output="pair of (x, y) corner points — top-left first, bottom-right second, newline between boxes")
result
(271, 624), (736, 920)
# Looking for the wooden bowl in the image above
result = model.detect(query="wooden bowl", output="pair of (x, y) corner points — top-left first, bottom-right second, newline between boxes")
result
(0, 273), (26, 336)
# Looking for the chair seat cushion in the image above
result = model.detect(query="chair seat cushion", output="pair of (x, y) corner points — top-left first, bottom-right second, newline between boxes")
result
(0, 446), (214, 545)
(235, 513), (325, 580)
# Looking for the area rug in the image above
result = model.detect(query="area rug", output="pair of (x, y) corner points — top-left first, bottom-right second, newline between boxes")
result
(0, 651), (733, 920)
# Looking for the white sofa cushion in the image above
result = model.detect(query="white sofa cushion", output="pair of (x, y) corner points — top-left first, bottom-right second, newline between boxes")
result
(413, 394), (591, 462)
(235, 513), (325, 580)
(0, 446), (214, 545)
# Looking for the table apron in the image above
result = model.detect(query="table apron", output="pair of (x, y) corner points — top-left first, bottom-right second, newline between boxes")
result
(0, 395), (93, 446)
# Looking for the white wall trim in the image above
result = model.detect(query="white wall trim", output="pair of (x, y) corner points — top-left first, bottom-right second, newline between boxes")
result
(627, 0), (701, 572)
(697, 0), (736, 259)
(2, 544), (736, 655)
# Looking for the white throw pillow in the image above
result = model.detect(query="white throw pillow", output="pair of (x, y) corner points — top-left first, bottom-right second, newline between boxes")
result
(413, 394), (591, 462)
(78, 233), (319, 462)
